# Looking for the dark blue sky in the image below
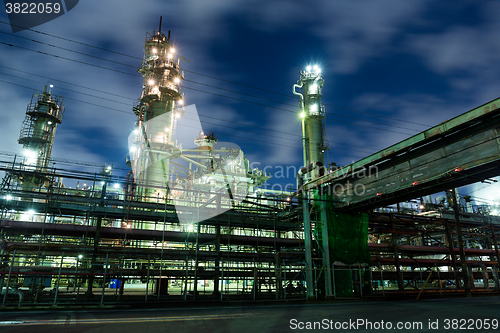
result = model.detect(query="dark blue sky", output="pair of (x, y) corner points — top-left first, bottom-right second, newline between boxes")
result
(1, 0), (500, 204)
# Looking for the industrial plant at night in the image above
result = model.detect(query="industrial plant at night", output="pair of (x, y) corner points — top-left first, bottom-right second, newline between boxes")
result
(3, 22), (500, 308)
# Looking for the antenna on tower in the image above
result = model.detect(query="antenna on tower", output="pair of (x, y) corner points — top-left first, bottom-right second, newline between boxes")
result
(159, 16), (162, 34)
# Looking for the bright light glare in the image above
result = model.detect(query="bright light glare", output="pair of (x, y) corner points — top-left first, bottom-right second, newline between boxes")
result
(113, 183), (120, 189)
(300, 112), (305, 119)
(148, 79), (155, 86)
(174, 77), (180, 84)
(493, 210), (499, 215)
(27, 209), (35, 216)
(175, 113), (181, 119)
(187, 224), (194, 232)
(152, 48), (157, 54)
(23, 149), (37, 158)
(313, 64), (318, 70)
(78, 254), (83, 259)
(170, 48), (175, 53)
(5, 195), (13, 201)
(306, 65), (311, 72)
(178, 99), (184, 105)
(129, 146), (137, 153)
(47, 121), (52, 125)
(49, 84), (54, 88)
(167, 53), (173, 59)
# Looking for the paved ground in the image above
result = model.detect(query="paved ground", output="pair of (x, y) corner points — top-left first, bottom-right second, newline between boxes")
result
(0, 297), (499, 332)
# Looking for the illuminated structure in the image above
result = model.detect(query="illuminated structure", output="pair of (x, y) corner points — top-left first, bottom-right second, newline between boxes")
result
(293, 65), (327, 180)
(15, 85), (64, 193)
(128, 20), (270, 222)
(2, 29), (500, 308)
(130, 19), (185, 200)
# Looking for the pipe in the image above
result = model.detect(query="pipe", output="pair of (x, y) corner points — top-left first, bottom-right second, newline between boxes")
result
(292, 83), (303, 100)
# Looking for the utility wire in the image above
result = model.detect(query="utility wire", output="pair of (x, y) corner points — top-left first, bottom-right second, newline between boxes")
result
(0, 22), (431, 127)
(184, 78), (421, 132)
(0, 64), (136, 101)
(0, 39), (413, 134)
(0, 71), (133, 106)
(0, 70), (378, 152)
(0, 77), (364, 158)
(0, 30), (421, 133)
(181, 85), (415, 135)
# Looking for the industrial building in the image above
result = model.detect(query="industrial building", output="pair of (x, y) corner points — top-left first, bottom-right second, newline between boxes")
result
(1, 25), (500, 307)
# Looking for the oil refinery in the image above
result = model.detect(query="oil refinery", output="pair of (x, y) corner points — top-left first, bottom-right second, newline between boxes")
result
(2, 24), (500, 308)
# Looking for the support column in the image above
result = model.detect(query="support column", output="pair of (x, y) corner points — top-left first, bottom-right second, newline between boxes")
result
(303, 195), (314, 299)
(390, 215), (404, 292)
(491, 225), (500, 264)
(451, 188), (471, 297)
(212, 225), (221, 298)
(444, 219), (460, 292)
(320, 199), (333, 298)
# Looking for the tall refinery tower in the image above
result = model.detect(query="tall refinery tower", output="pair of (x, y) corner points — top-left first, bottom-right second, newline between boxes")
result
(293, 65), (327, 179)
(293, 65), (331, 299)
(130, 18), (186, 200)
(17, 85), (64, 192)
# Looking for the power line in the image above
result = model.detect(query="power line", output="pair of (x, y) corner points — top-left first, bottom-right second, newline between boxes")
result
(0, 70), (378, 152)
(0, 77), (365, 158)
(181, 85), (415, 135)
(184, 78), (422, 132)
(1, 29), (422, 133)
(0, 71), (133, 106)
(0, 22), (431, 127)
(0, 78), (135, 115)
(0, 38), (415, 136)
(0, 41), (140, 77)
(0, 65), (137, 101)
(0, 20), (141, 61)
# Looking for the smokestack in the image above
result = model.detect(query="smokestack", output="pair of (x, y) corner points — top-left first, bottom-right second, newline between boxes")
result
(159, 16), (162, 34)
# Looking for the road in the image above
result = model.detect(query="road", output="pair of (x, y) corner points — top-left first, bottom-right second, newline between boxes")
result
(0, 297), (499, 332)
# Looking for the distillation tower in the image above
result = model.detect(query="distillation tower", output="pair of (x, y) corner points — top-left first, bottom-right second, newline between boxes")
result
(293, 65), (327, 180)
(15, 85), (64, 192)
(130, 20), (185, 200)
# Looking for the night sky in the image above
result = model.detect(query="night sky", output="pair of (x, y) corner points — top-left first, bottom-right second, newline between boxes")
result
(1, 0), (500, 205)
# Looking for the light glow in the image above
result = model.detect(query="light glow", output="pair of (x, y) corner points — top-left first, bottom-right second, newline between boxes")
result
(167, 53), (173, 59)
(170, 48), (175, 53)
(306, 65), (311, 72)
(178, 99), (184, 105)
(148, 79), (155, 86)
(152, 48), (157, 54)
(300, 112), (305, 119)
(174, 77), (180, 84)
